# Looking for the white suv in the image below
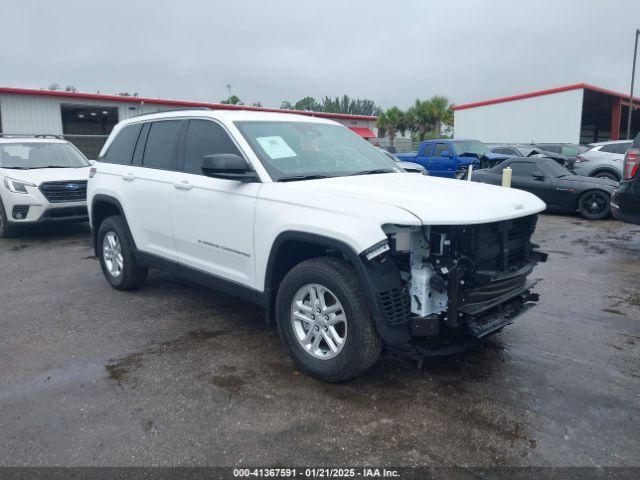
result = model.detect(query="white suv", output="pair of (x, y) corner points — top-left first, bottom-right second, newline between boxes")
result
(0, 136), (91, 237)
(88, 110), (547, 381)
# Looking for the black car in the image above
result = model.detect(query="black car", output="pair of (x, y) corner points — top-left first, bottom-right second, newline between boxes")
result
(490, 145), (574, 170)
(611, 133), (640, 225)
(471, 157), (617, 220)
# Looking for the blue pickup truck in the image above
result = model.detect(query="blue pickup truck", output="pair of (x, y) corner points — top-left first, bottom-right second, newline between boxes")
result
(396, 139), (512, 178)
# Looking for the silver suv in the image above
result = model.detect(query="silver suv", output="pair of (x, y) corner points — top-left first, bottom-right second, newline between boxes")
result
(573, 140), (633, 181)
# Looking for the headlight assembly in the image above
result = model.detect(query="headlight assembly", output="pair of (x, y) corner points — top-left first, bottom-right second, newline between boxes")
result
(3, 177), (36, 194)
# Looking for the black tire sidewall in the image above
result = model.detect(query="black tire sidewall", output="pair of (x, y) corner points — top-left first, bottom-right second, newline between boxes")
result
(97, 216), (142, 289)
(594, 172), (618, 181)
(0, 198), (14, 238)
(276, 260), (374, 381)
(579, 190), (611, 220)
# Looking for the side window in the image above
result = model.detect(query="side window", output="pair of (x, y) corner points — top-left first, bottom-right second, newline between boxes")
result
(420, 143), (434, 156)
(100, 123), (142, 165)
(433, 143), (449, 157)
(541, 145), (561, 154)
(510, 162), (538, 177)
(142, 120), (183, 170)
(183, 120), (242, 175)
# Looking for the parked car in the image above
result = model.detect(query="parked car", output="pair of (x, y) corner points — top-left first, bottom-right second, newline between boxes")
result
(396, 139), (513, 178)
(471, 157), (617, 220)
(88, 110), (547, 381)
(573, 140), (633, 181)
(379, 148), (428, 175)
(0, 135), (91, 237)
(611, 133), (640, 225)
(531, 143), (588, 167)
(490, 145), (574, 170)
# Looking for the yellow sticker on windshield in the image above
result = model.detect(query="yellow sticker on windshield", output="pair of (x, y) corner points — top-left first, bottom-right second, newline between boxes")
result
(256, 136), (297, 159)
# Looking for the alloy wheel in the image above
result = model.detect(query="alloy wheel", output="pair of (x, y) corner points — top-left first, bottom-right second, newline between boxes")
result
(102, 231), (124, 277)
(290, 283), (347, 360)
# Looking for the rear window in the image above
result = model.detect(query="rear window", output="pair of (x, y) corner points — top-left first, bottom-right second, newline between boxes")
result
(101, 123), (142, 165)
(600, 142), (631, 154)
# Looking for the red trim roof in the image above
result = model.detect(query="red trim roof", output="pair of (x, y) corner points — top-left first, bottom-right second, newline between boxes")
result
(452, 83), (640, 111)
(0, 86), (378, 121)
(349, 126), (377, 138)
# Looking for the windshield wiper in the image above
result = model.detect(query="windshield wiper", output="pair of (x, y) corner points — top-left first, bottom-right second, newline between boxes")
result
(349, 169), (395, 176)
(278, 174), (333, 182)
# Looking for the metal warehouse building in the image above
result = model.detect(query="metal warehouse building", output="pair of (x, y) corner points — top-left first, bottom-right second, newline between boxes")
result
(453, 83), (640, 144)
(0, 87), (378, 158)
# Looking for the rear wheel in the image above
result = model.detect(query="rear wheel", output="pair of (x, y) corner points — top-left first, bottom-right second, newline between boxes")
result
(97, 216), (148, 290)
(593, 171), (619, 182)
(0, 200), (16, 238)
(276, 257), (382, 382)
(578, 190), (610, 220)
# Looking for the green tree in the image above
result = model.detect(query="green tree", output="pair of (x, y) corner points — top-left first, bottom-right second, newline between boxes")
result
(221, 95), (242, 105)
(280, 100), (293, 110)
(294, 96), (320, 111)
(428, 95), (454, 136)
(377, 107), (403, 147)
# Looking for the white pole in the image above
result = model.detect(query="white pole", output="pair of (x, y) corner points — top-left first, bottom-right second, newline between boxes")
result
(466, 165), (473, 181)
(502, 166), (512, 187)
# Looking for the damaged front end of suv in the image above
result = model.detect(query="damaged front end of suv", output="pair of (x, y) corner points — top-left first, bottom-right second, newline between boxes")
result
(362, 214), (547, 351)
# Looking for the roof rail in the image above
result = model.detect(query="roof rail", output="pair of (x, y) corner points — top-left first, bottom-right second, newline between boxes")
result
(128, 106), (212, 118)
(0, 133), (65, 139)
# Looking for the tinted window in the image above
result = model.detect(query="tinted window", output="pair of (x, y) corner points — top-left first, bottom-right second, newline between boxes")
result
(101, 123), (142, 165)
(561, 145), (580, 156)
(493, 147), (517, 155)
(539, 145), (561, 153)
(633, 132), (640, 148)
(183, 120), (241, 175)
(142, 120), (183, 170)
(433, 143), (449, 157)
(510, 162), (539, 176)
(601, 142), (631, 154)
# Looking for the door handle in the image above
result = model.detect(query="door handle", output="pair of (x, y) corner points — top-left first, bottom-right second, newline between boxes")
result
(122, 173), (135, 182)
(174, 181), (193, 191)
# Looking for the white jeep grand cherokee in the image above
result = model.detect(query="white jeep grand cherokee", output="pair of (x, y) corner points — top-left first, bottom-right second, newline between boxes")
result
(88, 110), (547, 381)
(0, 136), (91, 237)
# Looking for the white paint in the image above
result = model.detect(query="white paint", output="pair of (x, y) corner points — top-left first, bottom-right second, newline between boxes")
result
(453, 88), (584, 144)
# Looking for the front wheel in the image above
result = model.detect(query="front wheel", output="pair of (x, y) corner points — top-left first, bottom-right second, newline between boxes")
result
(578, 190), (611, 220)
(275, 257), (382, 382)
(97, 216), (148, 290)
(593, 172), (619, 182)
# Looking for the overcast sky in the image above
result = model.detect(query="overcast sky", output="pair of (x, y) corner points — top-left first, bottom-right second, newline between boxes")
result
(2, 0), (639, 110)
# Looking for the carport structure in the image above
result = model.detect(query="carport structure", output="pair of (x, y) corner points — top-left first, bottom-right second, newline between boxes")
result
(453, 83), (640, 144)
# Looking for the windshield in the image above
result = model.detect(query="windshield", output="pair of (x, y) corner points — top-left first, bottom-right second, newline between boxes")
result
(0, 142), (89, 169)
(542, 158), (572, 177)
(452, 140), (490, 156)
(235, 121), (401, 181)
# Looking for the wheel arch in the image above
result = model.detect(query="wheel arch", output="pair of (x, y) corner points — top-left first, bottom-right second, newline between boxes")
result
(589, 168), (620, 181)
(264, 231), (411, 344)
(91, 194), (131, 256)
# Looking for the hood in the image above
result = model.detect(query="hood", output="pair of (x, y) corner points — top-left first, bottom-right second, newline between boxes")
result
(0, 167), (90, 186)
(278, 173), (546, 225)
(559, 174), (618, 190)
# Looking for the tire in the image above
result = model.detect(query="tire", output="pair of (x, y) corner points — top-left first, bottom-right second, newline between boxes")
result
(592, 171), (619, 182)
(578, 190), (611, 220)
(0, 199), (16, 238)
(275, 257), (382, 382)
(97, 215), (148, 290)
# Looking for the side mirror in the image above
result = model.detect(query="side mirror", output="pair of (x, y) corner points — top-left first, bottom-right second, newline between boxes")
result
(440, 150), (452, 158)
(201, 154), (259, 182)
(532, 171), (545, 180)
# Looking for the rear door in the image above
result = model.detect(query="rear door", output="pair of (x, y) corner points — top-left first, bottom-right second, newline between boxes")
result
(125, 119), (185, 261)
(170, 118), (260, 287)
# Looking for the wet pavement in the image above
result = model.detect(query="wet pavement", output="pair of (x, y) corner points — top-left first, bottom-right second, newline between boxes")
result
(0, 215), (638, 467)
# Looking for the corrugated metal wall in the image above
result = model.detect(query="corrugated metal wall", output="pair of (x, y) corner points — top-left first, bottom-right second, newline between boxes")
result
(453, 89), (584, 144)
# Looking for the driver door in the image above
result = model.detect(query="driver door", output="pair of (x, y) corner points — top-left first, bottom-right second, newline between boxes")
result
(509, 161), (554, 206)
(430, 142), (452, 176)
(170, 119), (260, 287)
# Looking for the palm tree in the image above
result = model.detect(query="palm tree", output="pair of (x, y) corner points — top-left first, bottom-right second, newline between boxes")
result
(428, 95), (453, 136)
